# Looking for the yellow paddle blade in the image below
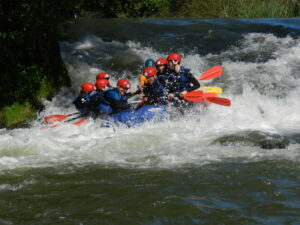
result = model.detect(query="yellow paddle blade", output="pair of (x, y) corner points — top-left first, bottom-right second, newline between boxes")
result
(200, 86), (223, 94)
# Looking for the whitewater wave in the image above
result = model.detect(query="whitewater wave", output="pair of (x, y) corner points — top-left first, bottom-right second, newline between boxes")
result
(0, 32), (300, 172)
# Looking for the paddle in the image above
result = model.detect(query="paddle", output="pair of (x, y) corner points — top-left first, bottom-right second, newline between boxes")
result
(182, 91), (231, 107)
(44, 98), (142, 125)
(201, 86), (223, 94)
(204, 96), (231, 106)
(198, 65), (223, 81)
(181, 90), (204, 102)
(135, 99), (146, 110)
(45, 116), (90, 129)
(73, 118), (90, 126)
(44, 112), (80, 124)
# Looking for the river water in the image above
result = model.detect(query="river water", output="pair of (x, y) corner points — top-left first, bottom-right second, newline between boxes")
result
(1, 18), (300, 224)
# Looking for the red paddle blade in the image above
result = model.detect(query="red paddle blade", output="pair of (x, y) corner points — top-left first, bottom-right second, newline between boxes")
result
(184, 90), (203, 98)
(182, 90), (204, 102)
(73, 118), (90, 126)
(203, 93), (218, 98)
(198, 65), (223, 81)
(44, 114), (70, 124)
(136, 99), (146, 110)
(183, 95), (203, 102)
(204, 96), (231, 106)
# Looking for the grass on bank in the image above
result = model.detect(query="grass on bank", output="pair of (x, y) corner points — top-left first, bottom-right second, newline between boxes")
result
(161, 0), (299, 18)
(228, 0), (298, 18)
(110, 0), (299, 18)
(0, 102), (36, 129)
(0, 80), (56, 129)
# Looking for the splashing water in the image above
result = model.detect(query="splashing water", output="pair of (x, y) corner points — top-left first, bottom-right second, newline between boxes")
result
(1, 18), (300, 172)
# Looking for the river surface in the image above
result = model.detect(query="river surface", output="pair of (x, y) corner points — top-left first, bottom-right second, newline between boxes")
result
(1, 18), (300, 224)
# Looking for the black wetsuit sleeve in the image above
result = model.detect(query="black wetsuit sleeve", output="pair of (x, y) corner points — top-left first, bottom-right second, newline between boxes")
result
(158, 76), (167, 87)
(186, 72), (200, 92)
(111, 100), (131, 111)
(143, 85), (151, 97)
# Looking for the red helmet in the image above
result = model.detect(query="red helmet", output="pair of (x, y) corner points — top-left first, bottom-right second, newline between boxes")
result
(96, 72), (109, 80)
(156, 58), (168, 66)
(81, 82), (95, 93)
(95, 79), (110, 90)
(117, 79), (131, 89)
(143, 67), (157, 77)
(167, 53), (181, 63)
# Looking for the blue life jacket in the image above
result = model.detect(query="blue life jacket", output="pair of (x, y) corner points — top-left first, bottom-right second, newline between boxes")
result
(157, 73), (169, 87)
(89, 90), (113, 114)
(143, 79), (168, 104)
(166, 66), (192, 95)
(72, 93), (93, 113)
(106, 88), (130, 101)
(106, 88), (133, 113)
(97, 103), (113, 114)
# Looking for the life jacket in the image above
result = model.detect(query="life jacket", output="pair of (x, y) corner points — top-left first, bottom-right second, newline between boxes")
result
(143, 79), (168, 104)
(72, 93), (93, 113)
(106, 88), (132, 113)
(97, 103), (113, 114)
(87, 90), (113, 114)
(106, 88), (130, 101)
(166, 66), (191, 95)
(139, 74), (148, 86)
(157, 73), (168, 87)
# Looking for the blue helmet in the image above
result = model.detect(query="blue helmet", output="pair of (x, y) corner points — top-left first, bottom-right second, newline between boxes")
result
(144, 58), (156, 68)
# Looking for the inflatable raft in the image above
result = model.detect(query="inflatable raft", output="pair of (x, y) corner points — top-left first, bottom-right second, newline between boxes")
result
(104, 105), (168, 127)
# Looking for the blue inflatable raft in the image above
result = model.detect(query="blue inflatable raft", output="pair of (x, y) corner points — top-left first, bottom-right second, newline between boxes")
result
(104, 105), (168, 127)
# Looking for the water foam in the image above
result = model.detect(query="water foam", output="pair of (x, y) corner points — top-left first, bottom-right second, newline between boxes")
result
(1, 33), (300, 171)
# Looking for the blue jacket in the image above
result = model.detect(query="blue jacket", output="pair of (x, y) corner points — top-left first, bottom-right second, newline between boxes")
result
(87, 90), (113, 114)
(72, 93), (93, 114)
(106, 88), (134, 114)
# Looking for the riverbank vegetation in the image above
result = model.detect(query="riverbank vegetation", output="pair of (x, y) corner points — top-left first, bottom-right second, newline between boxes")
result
(80, 0), (299, 18)
(0, 0), (299, 128)
(0, 0), (80, 128)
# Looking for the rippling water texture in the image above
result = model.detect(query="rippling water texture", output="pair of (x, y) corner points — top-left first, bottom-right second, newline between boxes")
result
(1, 18), (300, 224)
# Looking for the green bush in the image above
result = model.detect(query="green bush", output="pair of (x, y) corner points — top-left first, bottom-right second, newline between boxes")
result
(123, 0), (167, 17)
(0, 102), (36, 128)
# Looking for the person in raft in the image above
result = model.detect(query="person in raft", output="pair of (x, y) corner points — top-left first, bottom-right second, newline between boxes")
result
(142, 67), (168, 105)
(72, 82), (96, 114)
(96, 72), (111, 87)
(165, 53), (200, 107)
(138, 58), (156, 90)
(84, 79), (112, 115)
(155, 58), (169, 87)
(105, 78), (141, 114)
